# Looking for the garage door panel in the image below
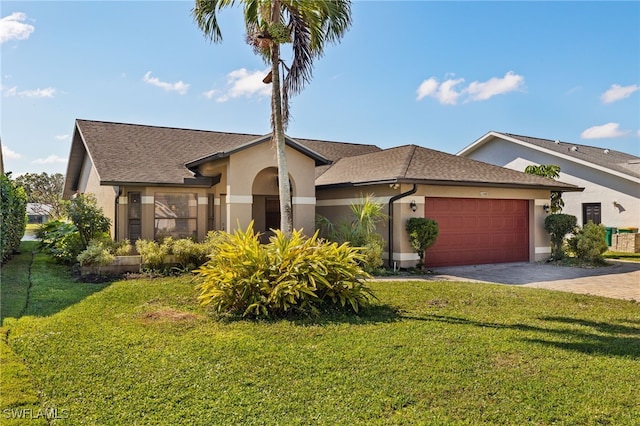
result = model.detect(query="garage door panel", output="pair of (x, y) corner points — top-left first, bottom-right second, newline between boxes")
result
(424, 197), (529, 267)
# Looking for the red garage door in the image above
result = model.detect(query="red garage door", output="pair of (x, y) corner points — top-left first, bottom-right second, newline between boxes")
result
(424, 197), (529, 267)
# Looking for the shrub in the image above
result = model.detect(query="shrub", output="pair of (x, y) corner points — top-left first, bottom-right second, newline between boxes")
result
(37, 220), (84, 264)
(135, 239), (171, 271)
(567, 221), (608, 262)
(77, 240), (116, 266)
(316, 194), (386, 272)
(171, 238), (209, 269)
(406, 217), (439, 269)
(113, 239), (133, 257)
(0, 174), (27, 262)
(195, 222), (375, 318)
(544, 213), (577, 259)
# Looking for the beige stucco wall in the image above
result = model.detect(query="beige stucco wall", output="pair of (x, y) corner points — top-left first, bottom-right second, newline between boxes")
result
(317, 183), (553, 268)
(77, 157), (117, 238)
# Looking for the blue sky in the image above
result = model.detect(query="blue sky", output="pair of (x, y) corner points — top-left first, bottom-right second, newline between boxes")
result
(1, 1), (639, 176)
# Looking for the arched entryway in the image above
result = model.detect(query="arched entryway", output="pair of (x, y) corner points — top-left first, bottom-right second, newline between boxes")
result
(251, 167), (295, 242)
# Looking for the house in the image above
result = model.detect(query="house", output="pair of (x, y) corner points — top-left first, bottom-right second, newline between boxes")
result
(64, 119), (581, 268)
(457, 132), (640, 232)
(26, 203), (52, 224)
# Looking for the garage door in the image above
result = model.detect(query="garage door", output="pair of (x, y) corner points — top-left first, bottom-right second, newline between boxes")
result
(424, 197), (529, 267)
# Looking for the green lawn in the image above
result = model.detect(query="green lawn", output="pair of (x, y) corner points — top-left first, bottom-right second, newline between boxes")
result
(2, 244), (639, 425)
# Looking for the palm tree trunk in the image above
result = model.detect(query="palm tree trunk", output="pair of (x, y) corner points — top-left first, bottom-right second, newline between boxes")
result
(270, 0), (293, 236)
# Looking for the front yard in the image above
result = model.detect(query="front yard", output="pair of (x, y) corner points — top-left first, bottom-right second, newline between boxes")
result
(1, 242), (639, 424)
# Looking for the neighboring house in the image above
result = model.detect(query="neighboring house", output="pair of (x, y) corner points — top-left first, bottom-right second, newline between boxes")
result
(458, 132), (640, 231)
(27, 203), (52, 224)
(64, 120), (580, 268)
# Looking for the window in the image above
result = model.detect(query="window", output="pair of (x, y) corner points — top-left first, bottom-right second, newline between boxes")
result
(154, 193), (197, 239)
(582, 202), (601, 225)
(207, 194), (215, 231)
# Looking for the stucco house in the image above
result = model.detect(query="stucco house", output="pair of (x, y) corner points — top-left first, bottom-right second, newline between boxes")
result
(64, 120), (581, 268)
(458, 132), (639, 232)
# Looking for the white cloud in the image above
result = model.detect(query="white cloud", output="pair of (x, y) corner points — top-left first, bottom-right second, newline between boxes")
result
(466, 71), (525, 101)
(32, 155), (67, 164)
(55, 134), (71, 141)
(143, 71), (189, 95)
(416, 71), (524, 105)
(216, 68), (271, 103)
(580, 122), (630, 139)
(3, 85), (56, 98)
(0, 12), (34, 44)
(416, 78), (438, 101)
(202, 89), (217, 100)
(2, 145), (22, 159)
(601, 84), (639, 103)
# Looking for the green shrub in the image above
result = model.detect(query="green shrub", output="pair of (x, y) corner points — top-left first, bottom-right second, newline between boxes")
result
(316, 194), (386, 272)
(1, 174), (27, 262)
(77, 240), (116, 266)
(171, 238), (209, 269)
(568, 221), (608, 262)
(195, 223), (375, 318)
(113, 239), (132, 257)
(135, 239), (170, 271)
(544, 213), (577, 259)
(406, 217), (439, 269)
(37, 220), (84, 264)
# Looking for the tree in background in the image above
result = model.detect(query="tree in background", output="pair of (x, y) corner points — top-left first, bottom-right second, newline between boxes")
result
(14, 172), (65, 219)
(193, 0), (352, 235)
(524, 164), (564, 213)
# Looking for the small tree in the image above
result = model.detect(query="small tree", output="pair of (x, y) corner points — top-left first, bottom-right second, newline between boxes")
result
(524, 164), (564, 213)
(65, 193), (111, 247)
(406, 217), (439, 269)
(568, 221), (608, 263)
(544, 213), (577, 259)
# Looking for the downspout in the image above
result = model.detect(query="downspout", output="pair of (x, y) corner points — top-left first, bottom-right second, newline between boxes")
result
(114, 186), (122, 241)
(388, 183), (417, 269)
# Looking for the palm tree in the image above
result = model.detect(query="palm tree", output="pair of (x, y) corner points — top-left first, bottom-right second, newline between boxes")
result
(192, 0), (352, 236)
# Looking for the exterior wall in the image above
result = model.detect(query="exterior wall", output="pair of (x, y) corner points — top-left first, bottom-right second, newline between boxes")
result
(77, 157), (117, 238)
(318, 183), (552, 268)
(465, 138), (640, 228)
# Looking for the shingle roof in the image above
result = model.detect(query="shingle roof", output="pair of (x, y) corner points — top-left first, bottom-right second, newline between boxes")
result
(504, 133), (640, 179)
(316, 144), (582, 191)
(64, 120), (380, 194)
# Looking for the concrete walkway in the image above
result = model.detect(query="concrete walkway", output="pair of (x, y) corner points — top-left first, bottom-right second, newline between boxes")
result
(378, 261), (640, 301)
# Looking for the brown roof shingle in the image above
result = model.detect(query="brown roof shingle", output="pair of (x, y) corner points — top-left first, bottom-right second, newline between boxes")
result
(317, 144), (582, 191)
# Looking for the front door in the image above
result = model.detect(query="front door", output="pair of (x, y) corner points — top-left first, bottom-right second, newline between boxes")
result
(582, 203), (601, 225)
(265, 198), (280, 231)
(128, 192), (141, 242)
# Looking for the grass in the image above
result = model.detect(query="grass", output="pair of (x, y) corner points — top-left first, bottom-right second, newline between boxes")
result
(604, 251), (640, 262)
(1, 244), (639, 425)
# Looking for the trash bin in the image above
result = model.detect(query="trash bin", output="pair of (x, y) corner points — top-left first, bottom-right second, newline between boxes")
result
(605, 227), (616, 246)
(618, 228), (633, 234)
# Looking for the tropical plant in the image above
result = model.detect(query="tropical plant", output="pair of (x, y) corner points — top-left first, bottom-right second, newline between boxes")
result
(316, 194), (387, 272)
(0, 173), (27, 262)
(524, 164), (564, 213)
(135, 239), (172, 272)
(567, 221), (608, 263)
(544, 213), (577, 259)
(193, 0), (352, 235)
(77, 239), (116, 267)
(37, 220), (84, 264)
(406, 217), (439, 269)
(195, 222), (374, 318)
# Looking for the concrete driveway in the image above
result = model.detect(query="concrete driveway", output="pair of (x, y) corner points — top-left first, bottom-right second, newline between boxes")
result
(413, 261), (640, 301)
